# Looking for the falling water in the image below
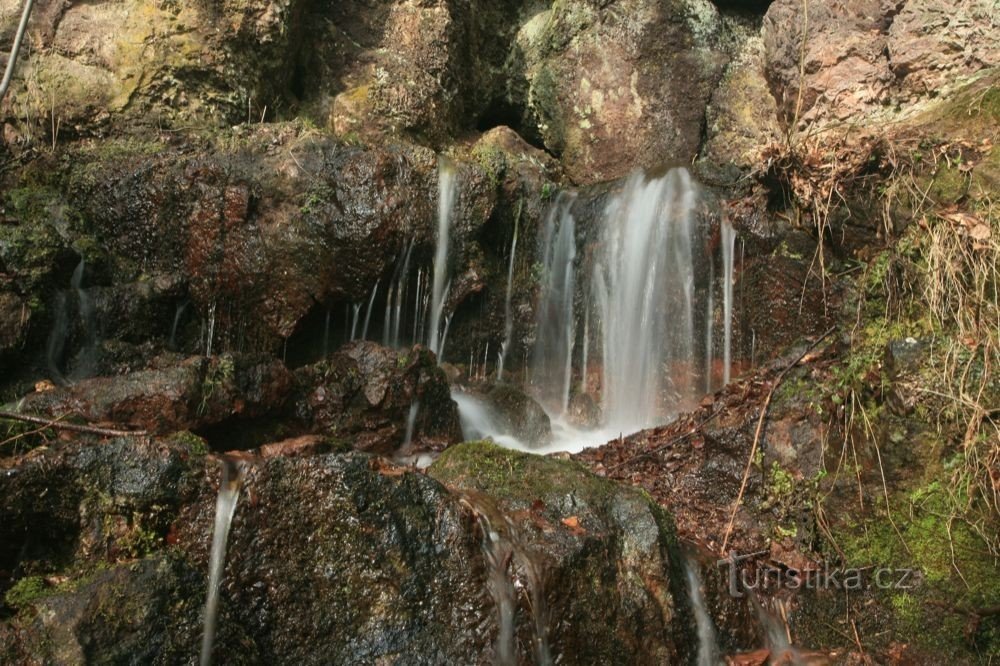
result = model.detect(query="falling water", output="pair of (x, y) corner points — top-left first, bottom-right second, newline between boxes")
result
(722, 217), (736, 385)
(704, 258), (715, 394)
(684, 557), (721, 666)
(205, 301), (217, 357)
(170, 301), (189, 352)
(593, 168), (699, 432)
(459, 493), (552, 666)
(200, 458), (245, 666)
(322, 308), (331, 357)
(530, 194), (576, 413)
(428, 160), (457, 357)
(350, 303), (361, 341)
(439, 313), (453, 361)
(46, 292), (68, 384)
(361, 279), (380, 341)
(47, 258), (99, 383)
(403, 401), (420, 447)
(497, 215), (519, 381)
(71, 258), (99, 379)
(412, 270), (424, 343)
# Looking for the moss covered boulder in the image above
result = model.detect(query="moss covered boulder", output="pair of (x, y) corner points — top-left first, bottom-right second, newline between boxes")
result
(429, 441), (693, 663)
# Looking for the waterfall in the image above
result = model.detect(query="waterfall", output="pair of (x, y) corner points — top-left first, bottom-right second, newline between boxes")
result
(412, 270), (424, 343)
(350, 303), (360, 341)
(593, 168), (699, 432)
(428, 160), (457, 358)
(497, 214), (519, 381)
(463, 167), (737, 454)
(383, 240), (414, 348)
(200, 458), (244, 666)
(722, 217), (736, 385)
(529, 194), (576, 414)
(684, 557), (721, 666)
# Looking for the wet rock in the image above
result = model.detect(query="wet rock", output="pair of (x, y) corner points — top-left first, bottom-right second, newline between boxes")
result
(485, 384), (552, 447)
(0, 557), (206, 665)
(0, 289), (30, 367)
(736, 234), (837, 366)
(568, 392), (602, 429)
(10, 353), (293, 435)
(1, 439), (696, 664)
(1, 0), (305, 134)
(293, 341), (461, 455)
(429, 441), (691, 663)
(518, 0), (728, 184)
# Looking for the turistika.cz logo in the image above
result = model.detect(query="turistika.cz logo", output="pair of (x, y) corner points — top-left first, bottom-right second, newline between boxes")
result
(717, 551), (923, 598)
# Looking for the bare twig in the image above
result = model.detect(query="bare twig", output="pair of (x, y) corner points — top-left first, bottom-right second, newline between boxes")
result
(0, 411), (146, 438)
(721, 326), (837, 553)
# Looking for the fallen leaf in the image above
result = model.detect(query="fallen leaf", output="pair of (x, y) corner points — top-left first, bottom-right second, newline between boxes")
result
(968, 224), (991, 240)
(561, 516), (580, 529)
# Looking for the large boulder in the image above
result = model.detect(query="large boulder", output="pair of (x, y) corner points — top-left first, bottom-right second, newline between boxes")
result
(0, 0), (305, 135)
(10, 354), (293, 435)
(0, 437), (697, 663)
(486, 384), (552, 448)
(293, 341), (462, 455)
(517, 0), (728, 184)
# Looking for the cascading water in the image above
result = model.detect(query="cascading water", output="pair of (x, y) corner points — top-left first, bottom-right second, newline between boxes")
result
(529, 193), (577, 414)
(200, 458), (245, 666)
(459, 493), (553, 666)
(593, 168), (700, 432)
(684, 557), (721, 666)
(428, 160), (457, 358)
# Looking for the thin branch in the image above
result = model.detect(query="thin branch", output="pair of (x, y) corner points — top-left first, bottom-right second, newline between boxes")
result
(0, 411), (146, 438)
(721, 326), (837, 553)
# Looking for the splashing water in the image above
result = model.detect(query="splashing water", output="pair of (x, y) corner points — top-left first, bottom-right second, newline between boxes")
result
(428, 160), (457, 358)
(200, 458), (245, 666)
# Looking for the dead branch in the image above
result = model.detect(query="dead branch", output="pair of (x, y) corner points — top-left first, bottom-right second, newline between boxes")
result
(721, 326), (837, 553)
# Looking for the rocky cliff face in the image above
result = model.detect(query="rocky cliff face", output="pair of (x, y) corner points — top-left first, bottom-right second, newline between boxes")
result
(1, 0), (998, 663)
